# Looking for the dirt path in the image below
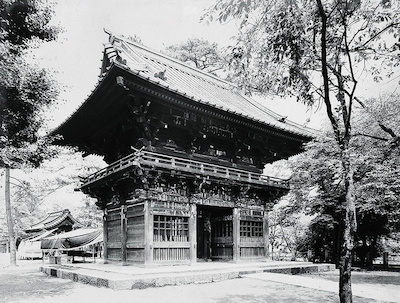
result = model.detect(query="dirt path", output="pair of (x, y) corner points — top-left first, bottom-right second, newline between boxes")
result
(0, 267), (378, 303)
(0, 255), (398, 303)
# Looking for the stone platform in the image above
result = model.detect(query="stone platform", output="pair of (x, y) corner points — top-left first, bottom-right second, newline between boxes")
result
(40, 260), (336, 290)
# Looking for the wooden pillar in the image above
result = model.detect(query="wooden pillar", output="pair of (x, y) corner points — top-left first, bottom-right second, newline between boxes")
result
(189, 203), (197, 264)
(263, 209), (269, 259)
(102, 209), (108, 263)
(232, 207), (240, 262)
(144, 200), (153, 265)
(383, 252), (389, 269)
(121, 205), (127, 265)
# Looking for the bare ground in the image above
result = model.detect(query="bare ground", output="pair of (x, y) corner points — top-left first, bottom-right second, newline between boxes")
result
(0, 255), (398, 303)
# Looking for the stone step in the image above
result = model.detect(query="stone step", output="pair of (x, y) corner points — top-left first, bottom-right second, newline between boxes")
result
(40, 262), (335, 290)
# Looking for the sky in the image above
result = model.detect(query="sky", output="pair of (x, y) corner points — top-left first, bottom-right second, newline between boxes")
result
(30, 0), (332, 131)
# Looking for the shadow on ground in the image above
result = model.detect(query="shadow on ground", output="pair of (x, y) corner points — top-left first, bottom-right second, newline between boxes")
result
(309, 269), (400, 286)
(0, 268), (75, 303)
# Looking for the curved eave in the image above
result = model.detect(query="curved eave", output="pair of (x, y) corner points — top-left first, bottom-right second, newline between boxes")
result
(24, 210), (80, 233)
(50, 72), (116, 138)
(50, 68), (128, 145)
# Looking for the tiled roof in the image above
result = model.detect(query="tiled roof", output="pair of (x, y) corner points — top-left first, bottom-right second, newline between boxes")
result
(103, 31), (316, 138)
(24, 209), (82, 233)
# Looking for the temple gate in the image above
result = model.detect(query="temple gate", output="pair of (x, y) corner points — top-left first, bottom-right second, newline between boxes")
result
(52, 31), (315, 265)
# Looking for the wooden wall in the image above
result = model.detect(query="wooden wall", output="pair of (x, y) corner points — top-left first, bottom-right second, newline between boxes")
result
(126, 203), (145, 263)
(103, 197), (269, 264)
(239, 210), (266, 259)
(106, 208), (122, 261)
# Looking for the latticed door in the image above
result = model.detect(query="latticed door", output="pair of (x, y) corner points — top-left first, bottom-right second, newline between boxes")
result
(211, 217), (233, 260)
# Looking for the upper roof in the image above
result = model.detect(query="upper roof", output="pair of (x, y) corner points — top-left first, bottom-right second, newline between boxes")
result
(24, 209), (82, 233)
(96, 31), (316, 139)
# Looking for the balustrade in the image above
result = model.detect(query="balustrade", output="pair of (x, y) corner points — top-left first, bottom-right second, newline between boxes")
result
(81, 150), (290, 189)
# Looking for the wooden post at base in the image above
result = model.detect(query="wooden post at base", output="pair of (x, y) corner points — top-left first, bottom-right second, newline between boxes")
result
(232, 208), (240, 262)
(189, 203), (197, 264)
(383, 252), (389, 269)
(121, 205), (127, 265)
(144, 200), (153, 265)
(263, 210), (269, 259)
(103, 209), (108, 263)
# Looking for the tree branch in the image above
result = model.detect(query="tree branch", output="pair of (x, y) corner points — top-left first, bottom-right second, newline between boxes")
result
(378, 122), (397, 139)
(343, 20), (357, 138)
(316, 0), (341, 143)
(352, 22), (400, 52)
(353, 133), (389, 141)
(353, 97), (399, 140)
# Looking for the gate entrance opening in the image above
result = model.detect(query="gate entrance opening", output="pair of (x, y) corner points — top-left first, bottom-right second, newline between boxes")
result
(196, 205), (233, 261)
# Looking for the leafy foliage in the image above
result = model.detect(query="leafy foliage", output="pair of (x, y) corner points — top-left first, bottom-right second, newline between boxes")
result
(163, 38), (227, 73)
(352, 93), (400, 235)
(269, 200), (312, 261)
(0, 0), (59, 49)
(123, 34), (143, 45)
(74, 196), (102, 229)
(1, 0), (60, 266)
(0, 0), (60, 168)
(0, 148), (105, 235)
(205, 0), (400, 105)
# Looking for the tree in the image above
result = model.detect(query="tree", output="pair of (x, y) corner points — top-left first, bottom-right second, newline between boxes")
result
(122, 33), (143, 45)
(288, 93), (400, 267)
(269, 200), (311, 261)
(74, 196), (102, 228)
(163, 38), (227, 73)
(1, 147), (105, 237)
(352, 93), (400, 265)
(0, 0), (60, 266)
(205, 1), (400, 301)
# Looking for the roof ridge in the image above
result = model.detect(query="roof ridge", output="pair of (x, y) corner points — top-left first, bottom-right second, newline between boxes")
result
(105, 29), (236, 90)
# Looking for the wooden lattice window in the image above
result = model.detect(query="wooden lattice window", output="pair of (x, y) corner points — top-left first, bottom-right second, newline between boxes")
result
(153, 215), (189, 242)
(212, 220), (232, 238)
(240, 221), (263, 237)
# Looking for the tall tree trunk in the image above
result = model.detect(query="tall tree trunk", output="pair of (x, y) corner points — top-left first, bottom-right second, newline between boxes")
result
(5, 167), (17, 266)
(339, 145), (357, 303)
(315, 2), (356, 299)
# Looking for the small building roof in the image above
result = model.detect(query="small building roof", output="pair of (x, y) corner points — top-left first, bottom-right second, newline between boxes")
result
(24, 209), (82, 234)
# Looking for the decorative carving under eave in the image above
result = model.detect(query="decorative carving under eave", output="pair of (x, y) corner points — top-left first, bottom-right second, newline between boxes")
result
(107, 182), (121, 206)
(84, 188), (108, 210)
(126, 95), (168, 149)
(110, 191), (120, 205)
(128, 166), (149, 190)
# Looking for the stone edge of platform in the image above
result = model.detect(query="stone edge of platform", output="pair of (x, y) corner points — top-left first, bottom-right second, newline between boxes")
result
(40, 263), (336, 290)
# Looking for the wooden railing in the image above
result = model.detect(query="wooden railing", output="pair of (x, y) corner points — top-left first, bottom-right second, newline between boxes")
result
(81, 150), (290, 189)
(81, 152), (141, 186)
